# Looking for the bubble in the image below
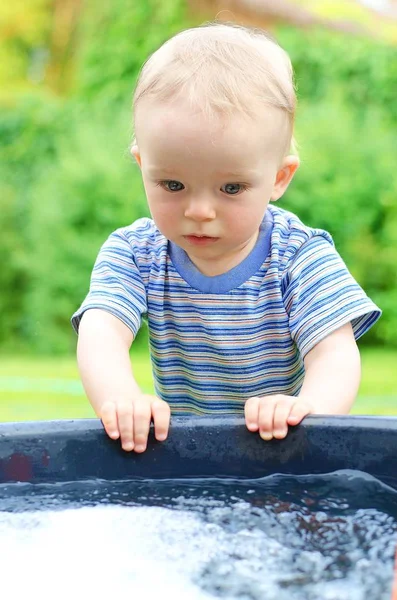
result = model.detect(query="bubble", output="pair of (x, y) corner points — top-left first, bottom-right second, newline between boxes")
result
(0, 471), (396, 600)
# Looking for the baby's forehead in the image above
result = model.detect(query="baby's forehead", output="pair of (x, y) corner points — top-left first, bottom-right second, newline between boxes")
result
(135, 98), (289, 157)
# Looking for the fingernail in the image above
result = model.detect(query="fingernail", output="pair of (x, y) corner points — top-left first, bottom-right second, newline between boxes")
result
(123, 442), (134, 451)
(260, 432), (273, 441)
(248, 423), (258, 431)
(110, 431), (119, 439)
(274, 430), (287, 438)
(134, 445), (145, 452)
(157, 434), (167, 441)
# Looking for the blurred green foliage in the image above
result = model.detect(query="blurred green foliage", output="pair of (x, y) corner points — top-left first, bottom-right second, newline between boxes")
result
(0, 1), (396, 353)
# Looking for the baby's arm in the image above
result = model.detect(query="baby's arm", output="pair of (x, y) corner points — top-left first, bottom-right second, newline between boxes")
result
(77, 309), (170, 452)
(298, 321), (360, 413)
(245, 322), (360, 441)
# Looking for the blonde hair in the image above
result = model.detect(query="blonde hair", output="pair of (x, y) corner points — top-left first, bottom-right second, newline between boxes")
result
(132, 22), (298, 155)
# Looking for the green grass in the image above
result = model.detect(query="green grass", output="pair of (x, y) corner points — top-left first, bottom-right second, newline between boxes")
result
(0, 346), (396, 422)
(0, 349), (155, 421)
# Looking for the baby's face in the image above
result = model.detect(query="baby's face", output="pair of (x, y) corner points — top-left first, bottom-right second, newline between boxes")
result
(133, 98), (294, 276)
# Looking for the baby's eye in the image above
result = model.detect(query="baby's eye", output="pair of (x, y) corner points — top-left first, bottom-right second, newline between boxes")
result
(221, 183), (246, 195)
(159, 180), (185, 192)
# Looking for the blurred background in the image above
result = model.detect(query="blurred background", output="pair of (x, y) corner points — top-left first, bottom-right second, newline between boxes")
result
(0, 0), (396, 421)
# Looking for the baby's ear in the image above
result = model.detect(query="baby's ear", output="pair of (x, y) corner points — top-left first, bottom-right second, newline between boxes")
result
(130, 144), (142, 168)
(270, 155), (299, 201)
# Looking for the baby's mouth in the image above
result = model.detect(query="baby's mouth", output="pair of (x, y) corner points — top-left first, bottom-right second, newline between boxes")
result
(183, 234), (219, 245)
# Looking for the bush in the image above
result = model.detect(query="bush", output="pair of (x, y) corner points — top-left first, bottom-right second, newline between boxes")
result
(282, 98), (397, 345)
(26, 102), (148, 353)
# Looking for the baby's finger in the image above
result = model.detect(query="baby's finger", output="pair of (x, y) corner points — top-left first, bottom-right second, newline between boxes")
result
(287, 401), (312, 426)
(117, 403), (134, 452)
(133, 401), (151, 453)
(258, 397), (276, 441)
(244, 397), (260, 431)
(151, 398), (171, 441)
(100, 401), (119, 440)
(273, 399), (293, 439)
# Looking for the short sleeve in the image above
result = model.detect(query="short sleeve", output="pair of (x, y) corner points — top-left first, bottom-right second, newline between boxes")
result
(71, 230), (147, 336)
(282, 235), (381, 358)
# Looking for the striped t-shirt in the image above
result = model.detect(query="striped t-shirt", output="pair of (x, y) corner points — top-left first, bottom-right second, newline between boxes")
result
(71, 205), (381, 414)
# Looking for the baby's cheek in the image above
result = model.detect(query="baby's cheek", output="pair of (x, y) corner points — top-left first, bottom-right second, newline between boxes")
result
(222, 206), (262, 238)
(147, 197), (178, 230)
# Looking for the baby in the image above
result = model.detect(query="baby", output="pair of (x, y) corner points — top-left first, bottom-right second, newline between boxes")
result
(72, 22), (381, 452)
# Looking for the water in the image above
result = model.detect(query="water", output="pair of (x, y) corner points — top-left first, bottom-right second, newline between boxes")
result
(0, 469), (396, 600)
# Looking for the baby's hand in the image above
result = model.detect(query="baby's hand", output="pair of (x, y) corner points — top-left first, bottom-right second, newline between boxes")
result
(244, 395), (313, 441)
(100, 394), (170, 453)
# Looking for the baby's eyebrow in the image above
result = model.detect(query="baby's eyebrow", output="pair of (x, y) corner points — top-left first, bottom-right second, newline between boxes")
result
(146, 167), (259, 179)
(147, 167), (177, 176)
(218, 169), (259, 179)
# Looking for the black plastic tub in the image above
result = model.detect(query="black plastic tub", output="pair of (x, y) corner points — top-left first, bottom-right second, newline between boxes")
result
(0, 415), (396, 487)
(1, 415), (397, 600)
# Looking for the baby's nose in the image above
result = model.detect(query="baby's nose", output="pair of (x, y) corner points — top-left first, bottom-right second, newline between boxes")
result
(184, 197), (216, 221)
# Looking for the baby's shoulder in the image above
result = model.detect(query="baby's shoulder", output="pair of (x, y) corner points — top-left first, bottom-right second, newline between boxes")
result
(116, 217), (167, 258)
(268, 206), (334, 270)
